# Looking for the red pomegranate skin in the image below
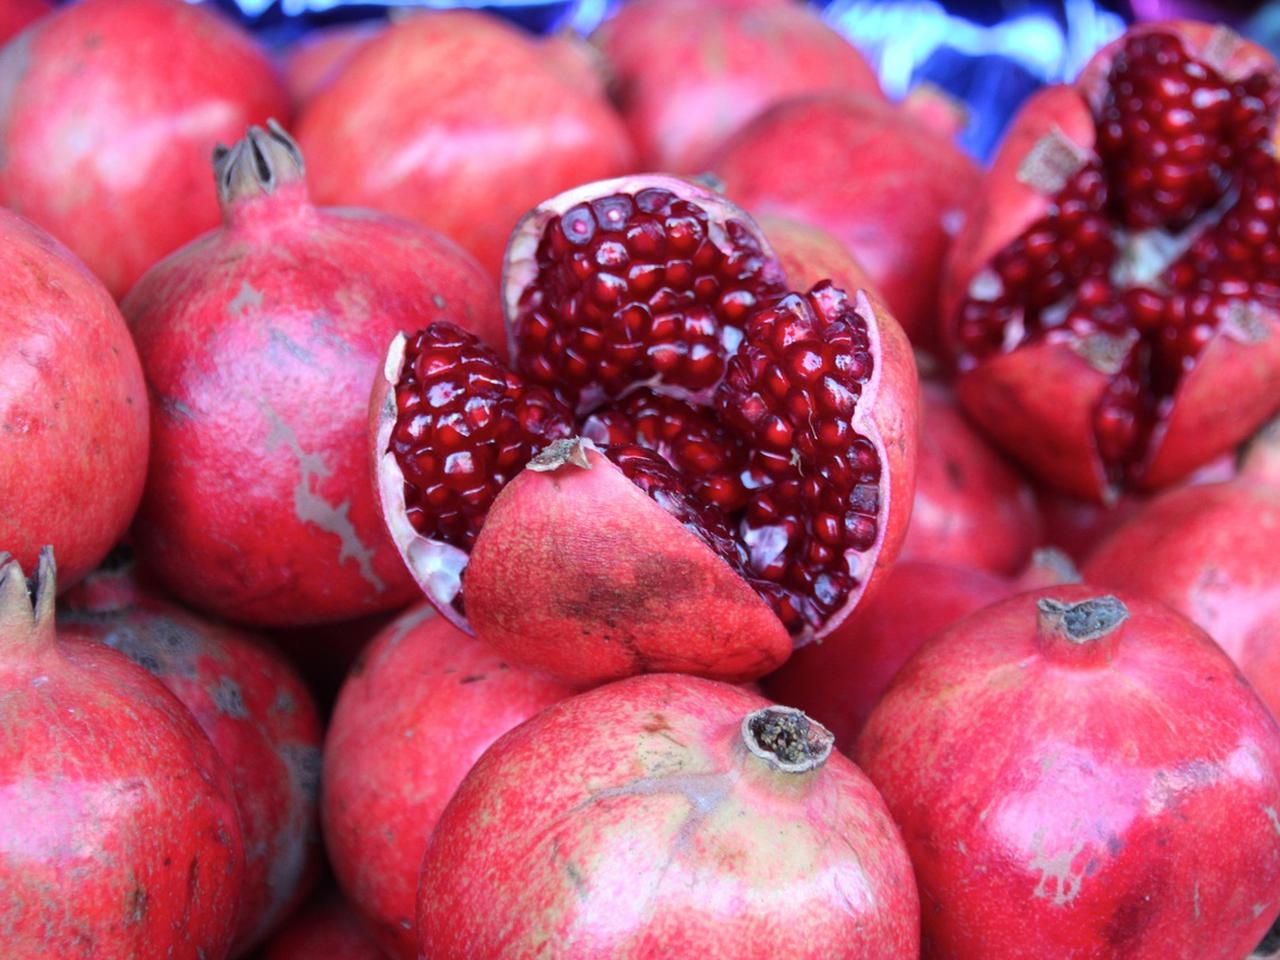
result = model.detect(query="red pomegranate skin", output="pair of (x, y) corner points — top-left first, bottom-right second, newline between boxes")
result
(324, 601), (573, 960)
(0, 0), (287, 298)
(269, 608), (399, 714)
(260, 889), (383, 960)
(0, 209), (149, 591)
(715, 92), (980, 349)
(295, 10), (637, 279)
(759, 213), (881, 296)
(123, 124), (503, 627)
(0, 0), (47, 43)
(58, 563), (323, 956)
(0, 551), (245, 960)
(280, 20), (383, 108)
(418, 673), (920, 959)
(858, 585), (1280, 959)
(900, 382), (1040, 575)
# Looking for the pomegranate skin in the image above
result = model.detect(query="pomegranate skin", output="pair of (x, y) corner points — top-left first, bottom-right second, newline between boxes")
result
(417, 673), (920, 959)
(260, 890), (383, 960)
(759, 214), (881, 296)
(0, 551), (245, 960)
(715, 93), (980, 349)
(295, 10), (636, 279)
(280, 20), (383, 107)
(123, 124), (502, 627)
(0, 0), (47, 43)
(323, 601), (573, 960)
(0, 0), (287, 298)
(58, 561), (323, 956)
(593, 0), (881, 173)
(0, 209), (149, 591)
(858, 586), (1280, 959)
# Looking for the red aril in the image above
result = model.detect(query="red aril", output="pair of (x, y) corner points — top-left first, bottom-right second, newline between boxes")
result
(858, 585), (1280, 959)
(323, 602), (573, 960)
(592, 0), (881, 172)
(295, 10), (636, 279)
(373, 175), (918, 685)
(0, 210), (148, 591)
(0, 550), (245, 959)
(942, 22), (1280, 501)
(0, 0), (46, 43)
(715, 92), (980, 349)
(279, 20), (383, 108)
(261, 890), (383, 960)
(0, 0), (287, 298)
(58, 552), (322, 956)
(417, 673), (920, 958)
(123, 123), (501, 627)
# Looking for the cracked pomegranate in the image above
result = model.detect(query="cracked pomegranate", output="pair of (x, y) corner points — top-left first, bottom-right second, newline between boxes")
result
(858, 586), (1280, 959)
(417, 674), (919, 958)
(0, 550), (244, 959)
(943, 21), (1280, 501)
(124, 122), (501, 627)
(373, 175), (917, 684)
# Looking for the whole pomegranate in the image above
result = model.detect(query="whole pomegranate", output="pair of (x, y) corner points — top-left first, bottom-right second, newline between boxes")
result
(1084, 420), (1280, 721)
(0, 550), (244, 959)
(715, 92), (980, 348)
(858, 585), (1280, 958)
(942, 22), (1280, 501)
(0, 0), (287, 298)
(280, 20), (383, 107)
(324, 602), (573, 960)
(296, 10), (636, 279)
(418, 673), (920, 958)
(58, 553), (322, 956)
(0, 0), (46, 43)
(592, 0), (881, 173)
(123, 122), (502, 627)
(373, 175), (918, 685)
(261, 890), (383, 960)
(0, 209), (149, 591)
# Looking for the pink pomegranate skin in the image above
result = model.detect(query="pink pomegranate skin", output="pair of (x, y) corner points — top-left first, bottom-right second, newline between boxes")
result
(123, 123), (502, 627)
(260, 890), (384, 960)
(58, 561), (322, 956)
(760, 214), (881, 296)
(324, 601), (572, 960)
(715, 93), (980, 349)
(858, 586), (1280, 959)
(0, 551), (245, 960)
(296, 10), (636, 279)
(0, 209), (149, 591)
(593, 0), (881, 173)
(0, 0), (47, 43)
(418, 673), (920, 959)
(280, 20), (383, 107)
(0, 0), (287, 298)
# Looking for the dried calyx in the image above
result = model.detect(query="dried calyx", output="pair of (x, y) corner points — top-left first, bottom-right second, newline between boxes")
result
(213, 119), (305, 206)
(742, 706), (834, 772)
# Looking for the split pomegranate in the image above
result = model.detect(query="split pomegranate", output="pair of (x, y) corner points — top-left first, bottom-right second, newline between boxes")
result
(373, 175), (917, 684)
(324, 601), (573, 960)
(943, 22), (1280, 501)
(0, 209), (149, 591)
(0, 550), (244, 959)
(261, 890), (383, 960)
(0, 0), (47, 43)
(295, 10), (636, 279)
(417, 673), (920, 958)
(759, 214), (882, 296)
(858, 585), (1280, 958)
(0, 0), (287, 298)
(715, 92), (980, 349)
(1084, 419), (1280, 722)
(123, 122), (501, 627)
(58, 553), (322, 956)
(592, 0), (881, 172)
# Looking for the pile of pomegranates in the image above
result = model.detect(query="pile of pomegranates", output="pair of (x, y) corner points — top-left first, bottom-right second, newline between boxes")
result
(4, 3), (1280, 957)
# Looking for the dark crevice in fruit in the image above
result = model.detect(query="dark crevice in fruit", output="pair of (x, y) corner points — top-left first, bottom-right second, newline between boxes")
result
(743, 706), (833, 770)
(957, 29), (1280, 488)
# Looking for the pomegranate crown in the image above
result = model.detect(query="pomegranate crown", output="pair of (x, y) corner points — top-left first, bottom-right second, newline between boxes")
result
(213, 119), (306, 207)
(0, 547), (56, 652)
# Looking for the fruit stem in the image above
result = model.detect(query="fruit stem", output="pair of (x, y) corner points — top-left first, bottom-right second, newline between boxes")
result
(214, 119), (309, 222)
(1035, 595), (1127, 666)
(741, 706), (833, 773)
(0, 548), (57, 659)
(1241, 416), (1280, 488)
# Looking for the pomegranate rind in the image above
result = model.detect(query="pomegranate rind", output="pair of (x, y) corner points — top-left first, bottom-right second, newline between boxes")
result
(759, 214), (882, 299)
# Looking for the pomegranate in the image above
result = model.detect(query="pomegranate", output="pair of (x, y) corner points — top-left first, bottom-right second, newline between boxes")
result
(295, 10), (636, 279)
(0, 209), (149, 591)
(759, 214), (881, 296)
(123, 122), (501, 627)
(261, 890), (383, 960)
(942, 22), (1280, 501)
(280, 20), (383, 107)
(0, 549), (244, 959)
(270, 609), (399, 713)
(417, 673), (920, 958)
(324, 601), (573, 960)
(373, 175), (918, 685)
(858, 586), (1280, 958)
(1084, 419), (1280, 722)
(900, 382), (1040, 575)
(58, 552), (322, 956)
(715, 92), (980, 349)
(0, 0), (287, 298)
(0, 0), (46, 43)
